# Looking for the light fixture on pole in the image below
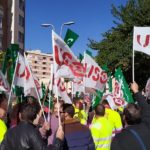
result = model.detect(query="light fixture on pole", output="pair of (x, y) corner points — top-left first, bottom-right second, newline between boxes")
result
(60, 21), (75, 36)
(41, 23), (55, 31)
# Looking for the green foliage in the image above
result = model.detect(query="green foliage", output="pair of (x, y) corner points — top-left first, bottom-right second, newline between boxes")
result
(89, 0), (150, 87)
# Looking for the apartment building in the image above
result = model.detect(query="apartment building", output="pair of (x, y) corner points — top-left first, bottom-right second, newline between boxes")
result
(26, 50), (53, 86)
(0, 2), (3, 50)
(0, 0), (25, 50)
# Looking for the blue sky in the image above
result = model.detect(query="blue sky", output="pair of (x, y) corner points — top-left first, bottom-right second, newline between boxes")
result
(25, 0), (127, 56)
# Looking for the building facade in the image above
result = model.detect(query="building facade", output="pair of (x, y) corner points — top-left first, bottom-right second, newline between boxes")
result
(0, 0), (25, 51)
(26, 50), (53, 86)
(0, 2), (3, 50)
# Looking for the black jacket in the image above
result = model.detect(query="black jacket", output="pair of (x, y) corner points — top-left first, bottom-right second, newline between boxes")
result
(111, 92), (150, 150)
(0, 121), (63, 150)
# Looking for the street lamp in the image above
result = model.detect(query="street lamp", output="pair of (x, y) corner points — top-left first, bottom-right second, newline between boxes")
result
(60, 21), (75, 36)
(41, 23), (55, 31)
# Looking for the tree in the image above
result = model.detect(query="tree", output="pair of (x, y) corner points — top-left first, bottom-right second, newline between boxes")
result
(89, 0), (150, 88)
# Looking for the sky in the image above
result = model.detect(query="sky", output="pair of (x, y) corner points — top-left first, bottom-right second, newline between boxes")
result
(25, 0), (127, 56)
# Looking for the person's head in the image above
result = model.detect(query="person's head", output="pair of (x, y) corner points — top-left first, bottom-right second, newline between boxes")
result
(0, 93), (7, 119)
(123, 103), (141, 126)
(53, 101), (63, 117)
(94, 104), (105, 117)
(73, 97), (84, 110)
(62, 104), (75, 120)
(101, 99), (110, 108)
(19, 103), (41, 123)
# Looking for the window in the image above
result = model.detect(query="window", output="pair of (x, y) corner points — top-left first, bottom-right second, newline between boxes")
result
(18, 31), (24, 43)
(19, 0), (24, 11)
(19, 15), (24, 27)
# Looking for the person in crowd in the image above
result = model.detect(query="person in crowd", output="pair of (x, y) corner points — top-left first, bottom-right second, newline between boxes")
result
(111, 82), (150, 150)
(47, 100), (63, 145)
(0, 103), (64, 150)
(0, 93), (7, 144)
(102, 99), (123, 137)
(73, 97), (88, 125)
(62, 103), (95, 150)
(90, 104), (112, 150)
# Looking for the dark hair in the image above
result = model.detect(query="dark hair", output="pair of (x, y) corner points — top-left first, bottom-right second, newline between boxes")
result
(63, 104), (75, 118)
(101, 99), (109, 106)
(20, 103), (41, 122)
(0, 93), (7, 110)
(123, 103), (141, 125)
(73, 97), (82, 105)
(95, 104), (105, 116)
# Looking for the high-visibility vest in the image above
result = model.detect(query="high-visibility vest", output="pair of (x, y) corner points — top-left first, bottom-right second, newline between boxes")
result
(0, 119), (7, 143)
(90, 116), (112, 150)
(105, 108), (122, 137)
(74, 107), (88, 125)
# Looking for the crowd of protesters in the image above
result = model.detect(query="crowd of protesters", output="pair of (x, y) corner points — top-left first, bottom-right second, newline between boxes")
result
(0, 82), (150, 150)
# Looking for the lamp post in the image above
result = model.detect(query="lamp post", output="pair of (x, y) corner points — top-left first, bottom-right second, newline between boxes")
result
(59, 21), (75, 36)
(41, 23), (55, 31)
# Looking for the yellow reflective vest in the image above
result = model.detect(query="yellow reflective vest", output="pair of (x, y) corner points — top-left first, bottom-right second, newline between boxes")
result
(74, 107), (88, 125)
(0, 119), (7, 143)
(105, 108), (122, 137)
(90, 116), (112, 150)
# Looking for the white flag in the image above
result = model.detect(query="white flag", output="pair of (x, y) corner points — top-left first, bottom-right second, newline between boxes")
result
(52, 30), (85, 78)
(0, 70), (10, 92)
(14, 54), (42, 99)
(53, 78), (72, 104)
(145, 78), (150, 99)
(133, 27), (150, 55)
(82, 53), (108, 91)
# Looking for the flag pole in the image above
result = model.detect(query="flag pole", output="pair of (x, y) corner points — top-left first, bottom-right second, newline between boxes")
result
(7, 52), (19, 109)
(47, 63), (54, 122)
(71, 81), (74, 100)
(24, 53), (46, 121)
(52, 31), (61, 126)
(132, 49), (135, 82)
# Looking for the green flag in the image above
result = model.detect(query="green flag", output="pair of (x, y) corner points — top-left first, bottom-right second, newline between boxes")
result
(78, 53), (83, 62)
(114, 68), (134, 103)
(64, 29), (79, 47)
(41, 82), (46, 99)
(92, 90), (104, 109)
(2, 44), (19, 84)
(86, 50), (92, 57)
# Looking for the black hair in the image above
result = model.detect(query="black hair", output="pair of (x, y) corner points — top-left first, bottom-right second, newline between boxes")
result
(0, 93), (7, 110)
(95, 104), (105, 116)
(123, 103), (141, 125)
(20, 103), (41, 122)
(63, 104), (75, 118)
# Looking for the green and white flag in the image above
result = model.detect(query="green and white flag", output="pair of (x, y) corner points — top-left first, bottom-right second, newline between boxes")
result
(64, 29), (79, 47)
(92, 90), (104, 109)
(114, 68), (134, 103)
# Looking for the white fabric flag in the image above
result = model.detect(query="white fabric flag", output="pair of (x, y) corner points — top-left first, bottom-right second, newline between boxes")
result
(25, 74), (43, 99)
(14, 54), (42, 98)
(145, 78), (150, 99)
(52, 30), (85, 78)
(53, 78), (72, 104)
(133, 27), (150, 55)
(0, 70), (10, 92)
(82, 53), (108, 91)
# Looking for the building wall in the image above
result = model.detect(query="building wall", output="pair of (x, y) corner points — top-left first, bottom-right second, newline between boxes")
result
(1, 0), (25, 51)
(0, 4), (3, 50)
(11, 0), (25, 50)
(26, 50), (53, 86)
